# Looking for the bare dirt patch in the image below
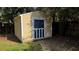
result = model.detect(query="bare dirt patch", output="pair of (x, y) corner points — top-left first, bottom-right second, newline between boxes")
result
(36, 36), (79, 51)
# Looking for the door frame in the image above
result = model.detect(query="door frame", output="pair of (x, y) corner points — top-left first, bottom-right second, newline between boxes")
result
(32, 19), (44, 39)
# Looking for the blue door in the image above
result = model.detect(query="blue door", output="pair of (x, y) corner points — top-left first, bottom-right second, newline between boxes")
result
(33, 20), (44, 39)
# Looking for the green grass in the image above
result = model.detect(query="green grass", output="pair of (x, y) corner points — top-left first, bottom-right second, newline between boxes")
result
(0, 40), (42, 51)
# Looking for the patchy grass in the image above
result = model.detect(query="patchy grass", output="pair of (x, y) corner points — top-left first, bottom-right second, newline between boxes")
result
(0, 40), (42, 51)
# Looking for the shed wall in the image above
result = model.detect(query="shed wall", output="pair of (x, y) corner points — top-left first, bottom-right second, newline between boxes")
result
(21, 13), (32, 42)
(44, 19), (52, 38)
(14, 16), (22, 41)
(31, 11), (52, 38)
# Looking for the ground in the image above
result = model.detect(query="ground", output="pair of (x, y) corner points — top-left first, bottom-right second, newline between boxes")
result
(0, 34), (42, 51)
(0, 34), (79, 51)
(35, 35), (79, 51)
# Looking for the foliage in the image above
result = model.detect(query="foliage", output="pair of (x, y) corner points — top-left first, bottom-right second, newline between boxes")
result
(36, 7), (79, 21)
(1, 7), (79, 23)
(36, 7), (61, 21)
(0, 7), (34, 23)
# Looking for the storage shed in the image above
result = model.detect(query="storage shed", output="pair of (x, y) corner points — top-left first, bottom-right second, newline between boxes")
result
(14, 11), (52, 42)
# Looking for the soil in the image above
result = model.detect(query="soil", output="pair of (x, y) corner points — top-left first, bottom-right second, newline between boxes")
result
(35, 35), (79, 51)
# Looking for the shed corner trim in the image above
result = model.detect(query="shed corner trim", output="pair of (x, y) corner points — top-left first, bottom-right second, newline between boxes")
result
(20, 15), (24, 42)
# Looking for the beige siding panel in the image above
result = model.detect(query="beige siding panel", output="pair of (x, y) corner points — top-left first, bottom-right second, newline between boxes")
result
(31, 11), (52, 38)
(14, 16), (22, 41)
(21, 13), (33, 42)
(44, 19), (52, 38)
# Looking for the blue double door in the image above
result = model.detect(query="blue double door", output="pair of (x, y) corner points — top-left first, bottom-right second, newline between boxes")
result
(33, 20), (44, 39)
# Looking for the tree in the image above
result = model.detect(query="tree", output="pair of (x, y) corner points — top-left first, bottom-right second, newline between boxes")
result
(0, 7), (35, 23)
(36, 7), (61, 21)
(36, 7), (79, 36)
(36, 7), (79, 22)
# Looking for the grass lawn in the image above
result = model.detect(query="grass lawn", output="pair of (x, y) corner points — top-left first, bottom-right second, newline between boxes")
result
(0, 40), (42, 51)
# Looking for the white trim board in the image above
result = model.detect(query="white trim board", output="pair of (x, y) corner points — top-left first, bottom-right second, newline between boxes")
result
(20, 15), (24, 42)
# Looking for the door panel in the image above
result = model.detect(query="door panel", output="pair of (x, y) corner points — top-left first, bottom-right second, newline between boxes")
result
(33, 20), (44, 39)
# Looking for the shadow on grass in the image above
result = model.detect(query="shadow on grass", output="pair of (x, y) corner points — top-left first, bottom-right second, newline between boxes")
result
(7, 34), (21, 43)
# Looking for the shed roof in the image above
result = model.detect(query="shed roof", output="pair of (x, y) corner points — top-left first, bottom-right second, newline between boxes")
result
(20, 11), (41, 16)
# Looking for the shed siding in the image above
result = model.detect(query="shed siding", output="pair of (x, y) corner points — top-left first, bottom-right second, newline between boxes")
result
(14, 16), (22, 41)
(44, 19), (52, 38)
(31, 11), (52, 38)
(21, 13), (32, 42)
